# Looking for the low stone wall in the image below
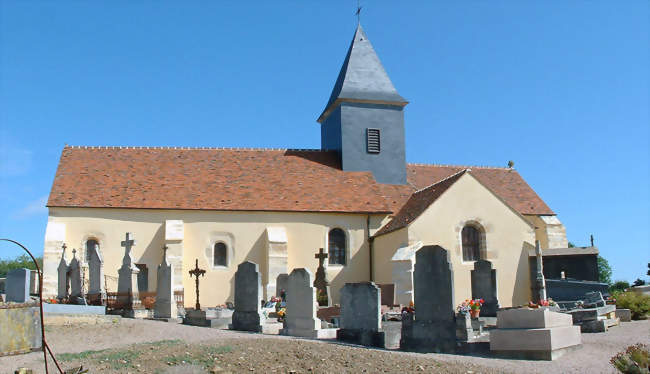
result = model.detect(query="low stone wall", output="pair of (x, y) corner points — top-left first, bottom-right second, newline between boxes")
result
(0, 302), (42, 356)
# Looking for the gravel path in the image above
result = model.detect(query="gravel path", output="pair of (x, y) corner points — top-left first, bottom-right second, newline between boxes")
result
(2, 318), (647, 373)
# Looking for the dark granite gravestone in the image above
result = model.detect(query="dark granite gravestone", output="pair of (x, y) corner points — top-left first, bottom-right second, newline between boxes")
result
(337, 282), (385, 347)
(6, 268), (30, 303)
(276, 273), (289, 301)
(230, 261), (265, 332)
(400, 245), (456, 353)
(471, 260), (499, 316)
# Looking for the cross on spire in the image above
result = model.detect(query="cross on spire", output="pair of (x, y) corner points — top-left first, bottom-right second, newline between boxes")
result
(315, 248), (328, 268)
(355, 0), (362, 24)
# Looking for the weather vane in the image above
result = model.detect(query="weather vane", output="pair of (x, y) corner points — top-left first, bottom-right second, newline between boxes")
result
(356, 0), (362, 24)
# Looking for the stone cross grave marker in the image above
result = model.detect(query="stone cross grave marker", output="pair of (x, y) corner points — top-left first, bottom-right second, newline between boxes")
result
(400, 245), (456, 353)
(118, 232), (140, 308)
(57, 243), (69, 300)
(68, 249), (83, 299)
(313, 248), (331, 307)
(88, 243), (104, 296)
(337, 282), (384, 347)
(6, 268), (30, 303)
(471, 259), (499, 316)
(281, 268), (321, 338)
(188, 258), (206, 310)
(534, 240), (547, 303)
(230, 261), (265, 332)
(276, 273), (289, 301)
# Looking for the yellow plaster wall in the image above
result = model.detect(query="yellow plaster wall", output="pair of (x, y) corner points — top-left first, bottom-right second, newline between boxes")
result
(372, 173), (536, 308)
(44, 208), (383, 306)
(371, 228), (408, 284)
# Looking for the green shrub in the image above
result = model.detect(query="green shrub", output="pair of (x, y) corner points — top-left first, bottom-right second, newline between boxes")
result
(615, 292), (650, 320)
(610, 344), (649, 373)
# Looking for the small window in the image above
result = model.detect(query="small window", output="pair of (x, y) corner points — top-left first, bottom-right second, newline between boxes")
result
(328, 228), (346, 265)
(214, 242), (228, 267)
(366, 128), (380, 153)
(86, 239), (99, 262)
(461, 226), (481, 262)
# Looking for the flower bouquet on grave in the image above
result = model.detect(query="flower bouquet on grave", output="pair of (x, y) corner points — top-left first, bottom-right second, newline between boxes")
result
(456, 300), (471, 315)
(469, 299), (484, 318)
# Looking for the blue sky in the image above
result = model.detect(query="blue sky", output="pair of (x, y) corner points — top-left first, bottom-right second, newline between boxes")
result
(0, 2), (648, 283)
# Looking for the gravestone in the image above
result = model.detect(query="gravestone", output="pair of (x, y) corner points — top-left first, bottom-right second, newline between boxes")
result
(117, 232), (140, 310)
(88, 243), (104, 296)
(154, 245), (176, 319)
(336, 282), (384, 347)
(57, 244), (69, 300)
(68, 249), (83, 299)
(313, 248), (331, 307)
(6, 268), (30, 303)
(471, 259), (499, 316)
(582, 291), (605, 308)
(280, 268), (335, 338)
(377, 283), (395, 306)
(400, 245), (456, 353)
(533, 240), (547, 303)
(276, 273), (288, 301)
(230, 261), (265, 332)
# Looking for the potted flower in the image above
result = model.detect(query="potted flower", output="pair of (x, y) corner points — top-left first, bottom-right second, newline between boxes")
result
(469, 298), (484, 318)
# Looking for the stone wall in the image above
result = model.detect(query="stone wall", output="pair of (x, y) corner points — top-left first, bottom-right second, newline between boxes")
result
(0, 302), (42, 356)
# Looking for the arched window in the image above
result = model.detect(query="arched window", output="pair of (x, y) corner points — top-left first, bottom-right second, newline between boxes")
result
(85, 239), (99, 262)
(214, 242), (228, 267)
(461, 226), (481, 262)
(328, 228), (346, 265)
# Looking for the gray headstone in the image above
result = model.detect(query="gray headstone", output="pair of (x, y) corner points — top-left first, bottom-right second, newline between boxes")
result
(534, 240), (546, 302)
(471, 260), (499, 316)
(280, 268), (321, 337)
(582, 291), (605, 308)
(230, 261), (265, 332)
(400, 245), (456, 353)
(154, 246), (176, 319)
(68, 250), (83, 298)
(88, 244), (104, 295)
(117, 232), (140, 308)
(337, 282), (385, 347)
(6, 268), (30, 303)
(57, 247), (69, 299)
(276, 273), (289, 300)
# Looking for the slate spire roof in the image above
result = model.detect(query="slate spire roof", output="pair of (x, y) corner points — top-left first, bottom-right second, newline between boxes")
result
(317, 24), (408, 122)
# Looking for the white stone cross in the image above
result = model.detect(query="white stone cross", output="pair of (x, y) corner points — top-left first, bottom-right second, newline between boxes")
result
(120, 232), (137, 267)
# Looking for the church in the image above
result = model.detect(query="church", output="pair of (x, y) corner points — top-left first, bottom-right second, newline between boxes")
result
(42, 24), (570, 309)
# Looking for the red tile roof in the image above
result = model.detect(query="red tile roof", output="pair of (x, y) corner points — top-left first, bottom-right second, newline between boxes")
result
(47, 146), (554, 217)
(374, 170), (468, 237)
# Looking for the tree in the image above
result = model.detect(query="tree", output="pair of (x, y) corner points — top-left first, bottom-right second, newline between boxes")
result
(610, 280), (630, 293)
(568, 242), (576, 248)
(0, 254), (42, 278)
(598, 255), (612, 285)
(633, 278), (646, 287)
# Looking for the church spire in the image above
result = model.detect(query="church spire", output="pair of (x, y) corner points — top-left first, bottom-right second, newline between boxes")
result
(318, 24), (407, 123)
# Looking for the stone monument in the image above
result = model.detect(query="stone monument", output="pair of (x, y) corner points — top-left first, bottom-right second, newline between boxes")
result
(87, 243), (104, 297)
(68, 249), (83, 300)
(56, 243), (69, 300)
(313, 248), (331, 307)
(336, 282), (384, 347)
(400, 245), (456, 353)
(230, 261), (265, 332)
(471, 259), (499, 316)
(265, 227), (289, 299)
(117, 232), (140, 310)
(533, 240), (547, 303)
(154, 245), (177, 319)
(490, 308), (582, 360)
(6, 268), (30, 303)
(280, 268), (336, 338)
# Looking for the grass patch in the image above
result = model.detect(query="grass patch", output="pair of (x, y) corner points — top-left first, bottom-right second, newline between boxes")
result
(57, 349), (108, 361)
(146, 339), (183, 347)
(205, 345), (233, 355)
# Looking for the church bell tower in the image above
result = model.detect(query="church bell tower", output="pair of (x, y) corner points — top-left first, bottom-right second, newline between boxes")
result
(318, 24), (408, 185)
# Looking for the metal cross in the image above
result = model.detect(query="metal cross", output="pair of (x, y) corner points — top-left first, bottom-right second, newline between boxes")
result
(315, 248), (328, 268)
(72, 248), (77, 258)
(355, 0), (362, 24)
(188, 258), (206, 310)
(61, 243), (67, 252)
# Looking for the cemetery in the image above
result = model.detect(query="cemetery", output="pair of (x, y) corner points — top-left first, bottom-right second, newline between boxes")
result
(1, 234), (648, 374)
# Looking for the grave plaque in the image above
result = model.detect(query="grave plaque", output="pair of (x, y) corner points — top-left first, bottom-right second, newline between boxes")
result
(154, 245), (176, 319)
(6, 268), (30, 303)
(471, 259), (499, 316)
(400, 245), (456, 353)
(230, 261), (265, 332)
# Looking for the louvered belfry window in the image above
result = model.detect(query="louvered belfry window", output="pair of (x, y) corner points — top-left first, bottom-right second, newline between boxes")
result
(366, 128), (380, 153)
